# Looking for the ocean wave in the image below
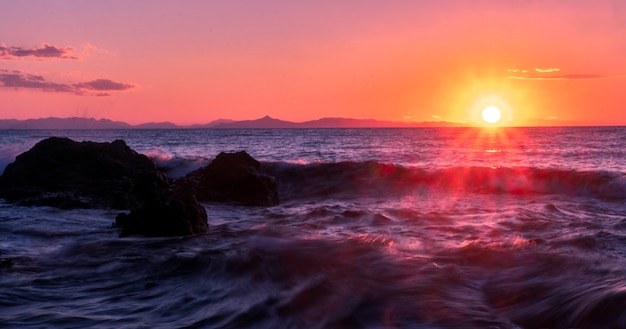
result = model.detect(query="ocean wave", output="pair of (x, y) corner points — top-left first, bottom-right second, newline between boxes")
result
(2, 197), (625, 328)
(262, 161), (626, 201)
(145, 154), (626, 200)
(147, 152), (211, 179)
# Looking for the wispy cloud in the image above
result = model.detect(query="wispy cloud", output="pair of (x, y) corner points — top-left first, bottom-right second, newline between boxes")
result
(535, 68), (560, 73)
(0, 43), (77, 60)
(431, 115), (443, 121)
(506, 67), (614, 80)
(508, 74), (606, 80)
(0, 71), (135, 95)
(74, 79), (133, 91)
(402, 112), (418, 120)
(1, 43), (129, 96)
(77, 43), (117, 59)
(0, 72), (74, 92)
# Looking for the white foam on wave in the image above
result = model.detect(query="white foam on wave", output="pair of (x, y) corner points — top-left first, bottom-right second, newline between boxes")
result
(145, 149), (211, 178)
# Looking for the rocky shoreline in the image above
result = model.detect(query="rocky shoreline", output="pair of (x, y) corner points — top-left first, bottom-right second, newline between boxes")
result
(0, 137), (279, 237)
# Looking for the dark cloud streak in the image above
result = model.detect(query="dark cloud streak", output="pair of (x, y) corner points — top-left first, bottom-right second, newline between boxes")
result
(0, 43), (131, 96)
(0, 44), (77, 59)
(0, 72), (134, 95)
(74, 79), (133, 91)
(0, 73), (74, 92)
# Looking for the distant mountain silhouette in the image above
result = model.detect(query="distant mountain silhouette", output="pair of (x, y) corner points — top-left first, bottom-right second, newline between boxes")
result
(211, 116), (299, 128)
(211, 116), (464, 128)
(298, 117), (462, 128)
(133, 121), (180, 129)
(0, 117), (131, 130)
(189, 119), (236, 128)
(0, 116), (465, 129)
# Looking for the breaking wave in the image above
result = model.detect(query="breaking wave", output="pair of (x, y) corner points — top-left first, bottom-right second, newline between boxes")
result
(148, 154), (626, 201)
(262, 161), (626, 201)
(148, 153), (211, 179)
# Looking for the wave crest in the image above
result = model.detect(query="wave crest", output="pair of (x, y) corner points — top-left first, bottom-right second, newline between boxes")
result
(147, 152), (210, 179)
(263, 161), (626, 201)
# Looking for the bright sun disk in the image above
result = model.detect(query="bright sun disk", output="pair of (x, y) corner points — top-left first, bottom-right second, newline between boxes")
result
(481, 106), (502, 124)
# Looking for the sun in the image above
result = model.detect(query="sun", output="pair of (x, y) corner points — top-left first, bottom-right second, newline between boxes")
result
(481, 106), (502, 124)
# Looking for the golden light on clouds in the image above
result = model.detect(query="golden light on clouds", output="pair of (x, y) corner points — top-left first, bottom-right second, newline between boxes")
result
(534, 68), (560, 73)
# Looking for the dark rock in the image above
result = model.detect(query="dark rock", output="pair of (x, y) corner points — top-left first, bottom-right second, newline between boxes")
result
(0, 137), (208, 237)
(0, 257), (13, 269)
(0, 250), (12, 269)
(179, 151), (279, 206)
(115, 190), (208, 237)
(0, 137), (168, 210)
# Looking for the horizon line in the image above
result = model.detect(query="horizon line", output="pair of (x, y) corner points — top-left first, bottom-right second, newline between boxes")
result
(0, 115), (622, 129)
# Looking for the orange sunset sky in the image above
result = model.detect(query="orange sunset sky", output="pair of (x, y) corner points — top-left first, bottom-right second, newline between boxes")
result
(1, 1), (625, 126)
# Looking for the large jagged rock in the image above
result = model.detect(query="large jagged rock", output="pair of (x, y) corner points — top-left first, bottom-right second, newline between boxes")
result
(0, 137), (168, 209)
(0, 137), (208, 237)
(179, 151), (279, 206)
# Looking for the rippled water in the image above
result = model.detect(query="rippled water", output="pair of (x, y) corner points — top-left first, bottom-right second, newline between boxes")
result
(2, 127), (626, 172)
(1, 127), (626, 328)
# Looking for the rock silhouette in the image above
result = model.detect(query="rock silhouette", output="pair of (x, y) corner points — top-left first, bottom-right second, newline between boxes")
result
(0, 137), (208, 236)
(0, 137), (168, 209)
(115, 190), (207, 237)
(0, 139), (279, 236)
(179, 151), (279, 206)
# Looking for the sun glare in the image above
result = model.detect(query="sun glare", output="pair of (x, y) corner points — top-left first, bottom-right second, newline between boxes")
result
(481, 106), (502, 124)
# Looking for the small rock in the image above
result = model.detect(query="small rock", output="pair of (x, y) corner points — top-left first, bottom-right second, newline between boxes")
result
(115, 190), (208, 237)
(181, 151), (279, 206)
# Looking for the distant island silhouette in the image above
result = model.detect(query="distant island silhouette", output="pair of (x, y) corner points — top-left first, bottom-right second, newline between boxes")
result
(0, 115), (601, 129)
(0, 116), (465, 129)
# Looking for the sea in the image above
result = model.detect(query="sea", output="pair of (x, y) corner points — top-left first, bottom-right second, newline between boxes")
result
(1, 127), (625, 329)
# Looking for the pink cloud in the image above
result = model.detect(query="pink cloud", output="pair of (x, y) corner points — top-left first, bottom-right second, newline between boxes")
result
(74, 79), (133, 91)
(0, 71), (135, 95)
(0, 43), (77, 60)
